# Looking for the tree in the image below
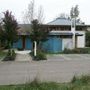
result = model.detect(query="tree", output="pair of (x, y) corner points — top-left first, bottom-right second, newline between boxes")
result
(24, 0), (35, 24)
(37, 6), (45, 24)
(0, 15), (6, 48)
(30, 19), (49, 49)
(23, 0), (45, 56)
(0, 23), (5, 47)
(0, 21), (3, 47)
(23, 0), (44, 24)
(70, 5), (79, 49)
(2, 10), (19, 54)
(70, 5), (79, 19)
(0, 15), (3, 39)
(57, 13), (70, 19)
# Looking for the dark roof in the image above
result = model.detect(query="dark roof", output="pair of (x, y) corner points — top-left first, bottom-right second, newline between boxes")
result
(17, 18), (89, 35)
(17, 24), (31, 35)
(47, 17), (85, 26)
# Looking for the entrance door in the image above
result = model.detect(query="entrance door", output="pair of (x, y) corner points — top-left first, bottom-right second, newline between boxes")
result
(25, 37), (32, 50)
(17, 38), (23, 49)
(22, 36), (25, 49)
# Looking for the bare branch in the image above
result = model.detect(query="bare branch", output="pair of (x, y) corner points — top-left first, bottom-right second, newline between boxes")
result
(37, 6), (45, 24)
(23, 0), (35, 24)
(27, 0), (35, 21)
(23, 0), (45, 24)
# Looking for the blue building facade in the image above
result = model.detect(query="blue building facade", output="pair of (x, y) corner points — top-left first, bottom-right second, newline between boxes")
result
(13, 36), (33, 50)
(13, 35), (63, 53)
(13, 17), (86, 53)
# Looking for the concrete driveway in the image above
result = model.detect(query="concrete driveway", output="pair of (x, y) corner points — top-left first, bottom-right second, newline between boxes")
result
(0, 54), (90, 85)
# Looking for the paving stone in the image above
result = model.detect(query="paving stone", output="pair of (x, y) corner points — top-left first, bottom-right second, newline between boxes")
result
(15, 54), (32, 62)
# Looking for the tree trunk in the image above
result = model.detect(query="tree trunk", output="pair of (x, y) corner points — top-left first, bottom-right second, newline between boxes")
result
(8, 41), (12, 56)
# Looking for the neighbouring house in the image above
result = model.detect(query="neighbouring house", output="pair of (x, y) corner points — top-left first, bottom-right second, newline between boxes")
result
(13, 17), (89, 53)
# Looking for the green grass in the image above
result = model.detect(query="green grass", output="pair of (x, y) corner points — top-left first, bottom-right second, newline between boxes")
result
(0, 51), (7, 60)
(0, 75), (90, 90)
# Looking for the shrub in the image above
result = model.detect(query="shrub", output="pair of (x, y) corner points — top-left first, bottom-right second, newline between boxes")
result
(62, 48), (90, 54)
(7, 49), (11, 56)
(79, 75), (90, 84)
(3, 49), (16, 61)
(30, 50), (47, 61)
(86, 31), (90, 47)
(71, 75), (90, 85)
(30, 77), (40, 87)
(62, 48), (74, 54)
(17, 48), (24, 51)
(71, 76), (77, 83)
(11, 49), (16, 60)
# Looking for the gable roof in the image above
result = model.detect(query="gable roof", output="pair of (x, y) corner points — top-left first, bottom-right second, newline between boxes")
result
(17, 24), (31, 35)
(47, 17), (85, 26)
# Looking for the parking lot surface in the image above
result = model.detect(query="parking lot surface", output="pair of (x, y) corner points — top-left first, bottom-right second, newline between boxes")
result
(0, 54), (90, 85)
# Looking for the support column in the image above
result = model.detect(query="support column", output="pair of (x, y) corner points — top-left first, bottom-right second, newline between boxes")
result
(71, 18), (76, 49)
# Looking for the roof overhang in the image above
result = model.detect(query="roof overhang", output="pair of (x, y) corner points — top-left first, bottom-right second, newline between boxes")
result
(49, 32), (83, 36)
(44, 24), (87, 27)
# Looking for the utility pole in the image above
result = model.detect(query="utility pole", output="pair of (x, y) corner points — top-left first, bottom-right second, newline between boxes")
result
(70, 5), (79, 49)
(71, 18), (76, 49)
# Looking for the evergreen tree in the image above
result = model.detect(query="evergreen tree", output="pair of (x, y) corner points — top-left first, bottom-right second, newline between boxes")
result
(2, 10), (19, 53)
(30, 19), (49, 50)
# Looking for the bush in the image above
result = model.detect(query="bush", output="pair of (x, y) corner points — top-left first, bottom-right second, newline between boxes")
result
(79, 75), (90, 84)
(71, 75), (90, 85)
(3, 49), (16, 61)
(62, 48), (90, 54)
(62, 48), (74, 54)
(86, 31), (90, 47)
(17, 48), (24, 51)
(30, 50), (47, 61)
(71, 76), (77, 83)
(7, 49), (11, 56)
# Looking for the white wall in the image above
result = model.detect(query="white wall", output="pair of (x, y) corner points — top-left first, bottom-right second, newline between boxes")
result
(87, 27), (90, 31)
(50, 30), (86, 50)
(76, 31), (85, 48)
(62, 38), (73, 50)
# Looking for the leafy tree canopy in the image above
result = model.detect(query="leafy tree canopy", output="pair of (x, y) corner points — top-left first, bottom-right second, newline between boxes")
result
(30, 19), (49, 45)
(3, 10), (19, 46)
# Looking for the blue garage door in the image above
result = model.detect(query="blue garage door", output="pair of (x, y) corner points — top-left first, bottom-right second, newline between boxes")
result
(42, 37), (53, 52)
(42, 36), (62, 53)
(25, 37), (32, 50)
(53, 36), (62, 53)
(13, 38), (23, 49)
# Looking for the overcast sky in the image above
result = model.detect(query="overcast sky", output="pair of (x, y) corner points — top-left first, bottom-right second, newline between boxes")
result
(0, 0), (90, 24)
